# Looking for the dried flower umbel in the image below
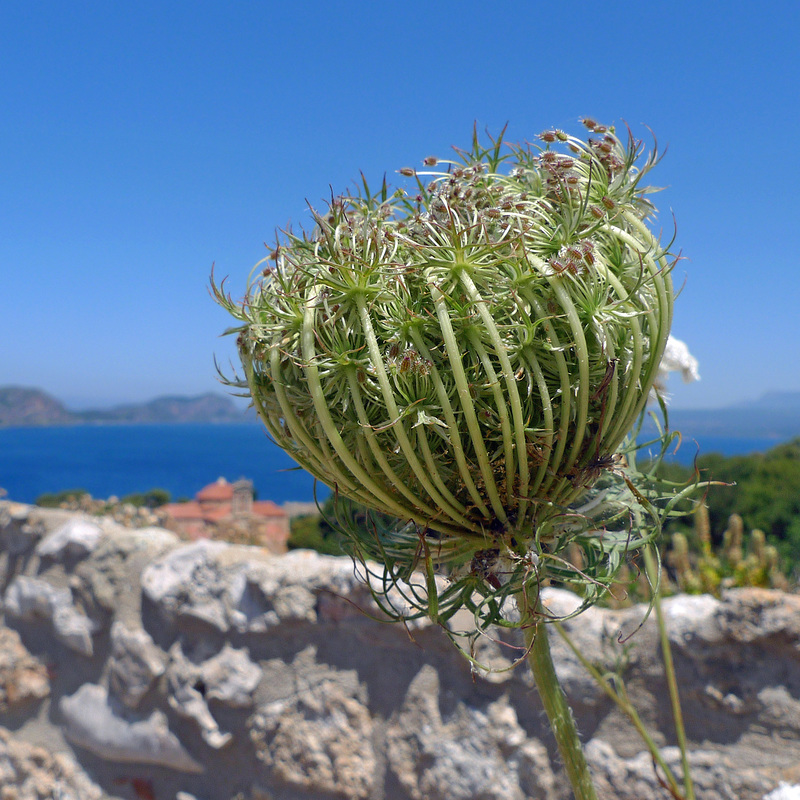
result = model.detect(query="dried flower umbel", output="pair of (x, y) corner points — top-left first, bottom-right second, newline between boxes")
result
(215, 122), (682, 623)
(215, 121), (701, 800)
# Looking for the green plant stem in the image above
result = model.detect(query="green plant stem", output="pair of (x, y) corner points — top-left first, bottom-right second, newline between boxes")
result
(519, 592), (599, 800)
(552, 620), (683, 798)
(643, 545), (696, 800)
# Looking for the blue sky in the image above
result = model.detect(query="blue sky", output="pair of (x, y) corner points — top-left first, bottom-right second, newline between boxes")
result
(2, 1), (798, 411)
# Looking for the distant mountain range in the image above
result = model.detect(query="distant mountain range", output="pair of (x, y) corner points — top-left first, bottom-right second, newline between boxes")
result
(2, 385), (800, 440)
(643, 392), (800, 441)
(0, 386), (253, 427)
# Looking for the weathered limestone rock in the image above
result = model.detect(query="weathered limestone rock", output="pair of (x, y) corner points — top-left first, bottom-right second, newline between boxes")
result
(59, 683), (204, 773)
(141, 543), (370, 635)
(166, 642), (234, 749)
(75, 524), (178, 618)
(2, 502), (799, 800)
(548, 586), (800, 800)
(3, 576), (95, 657)
(167, 680), (233, 750)
(0, 502), (46, 556)
(765, 786), (800, 800)
(662, 592), (724, 647)
(141, 539), (233, 631)
(585, 738), (777, 800)
(198, 643), (262, 708)
(537, 588), (623, 707)
(108, 621), (165, 708)
(227, 564), (318, 632)
(385, 664), (557, 800)
(35, 517), (103, 559)
(160, 641), (261, 752)
(248, 645), (377, 799)
(3, 576), (65, 621)
(0, 627), (49, 712)
(0, 727), (105, 800)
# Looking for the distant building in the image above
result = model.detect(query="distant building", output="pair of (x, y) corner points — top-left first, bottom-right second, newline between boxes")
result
(161, 477), (289, 552)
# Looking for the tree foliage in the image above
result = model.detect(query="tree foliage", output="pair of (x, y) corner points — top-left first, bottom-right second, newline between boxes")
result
(35, 487), (171, 510)
(288, 493), (413, 557)
(660, 438), (800, 567)
(119, 488), (172, 508)
(35, 488), (90, 508)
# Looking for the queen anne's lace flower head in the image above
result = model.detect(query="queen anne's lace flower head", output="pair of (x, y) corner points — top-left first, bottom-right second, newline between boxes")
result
(214, 121), (692, 631)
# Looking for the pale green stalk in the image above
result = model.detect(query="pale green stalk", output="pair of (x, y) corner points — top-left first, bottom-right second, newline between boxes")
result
(517, 347), (555, 498)
(262, 341), (364, 499)
(413, 425), (470, 518)
(467, 330), (516, 501)
(644, 545), (695, 800)
(553, 620), (683, 797)
(583, 260), (646, 447)
(344, 368), (449, 520)
(518, 289), (573, 499)
(519, 592), (599, 800)
(605, 220), (674, 390)
(301, 292), (427, 522)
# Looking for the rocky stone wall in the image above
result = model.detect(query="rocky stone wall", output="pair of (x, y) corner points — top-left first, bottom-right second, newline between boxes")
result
(2, 499), (800, 800)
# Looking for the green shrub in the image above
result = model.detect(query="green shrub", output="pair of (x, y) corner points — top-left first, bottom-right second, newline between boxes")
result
(119, 488), (171, 508)
(287, 494), (403, 557)
(35, 489), (90, 508)
(656, 438), (800, 575)
(288, 514), (343, 555)
(666, 506), (789, 595)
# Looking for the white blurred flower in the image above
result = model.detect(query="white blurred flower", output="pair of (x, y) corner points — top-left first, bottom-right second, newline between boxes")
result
(661, 336), (700, 383)
(652, 336), (700, 400)
(764, 784), (800, 800)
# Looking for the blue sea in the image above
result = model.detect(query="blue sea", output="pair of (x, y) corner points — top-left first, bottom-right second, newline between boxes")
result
(0, 423), (787, 506)
(0, 423), (328, 506)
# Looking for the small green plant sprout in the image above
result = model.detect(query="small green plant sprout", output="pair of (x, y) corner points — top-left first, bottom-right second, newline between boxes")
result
(668, 508), (789, 595)
(214, 119), (702, 800)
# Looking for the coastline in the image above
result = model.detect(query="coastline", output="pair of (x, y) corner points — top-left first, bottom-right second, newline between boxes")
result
(0, 418), (258, 431)
(0, 422), (326, 506)
(1, 421), (794, 508)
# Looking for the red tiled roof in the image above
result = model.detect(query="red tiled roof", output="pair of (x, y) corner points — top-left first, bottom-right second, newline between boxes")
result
(252, 500), (287, 518)
(162, 502), (204, 520)
(202, 506), (231, 523)
(163, 501), (285, 524)
(162, 478), (287, 526)
(196, 478), (234, 501)
(162, 503), (231, 522)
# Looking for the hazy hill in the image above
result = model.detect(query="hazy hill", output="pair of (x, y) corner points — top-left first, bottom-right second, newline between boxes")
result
(3, 385), (800, 438)
(646, 392), (800, 440)
(0, 386), (250, 427)
(0, 387), (76, 427)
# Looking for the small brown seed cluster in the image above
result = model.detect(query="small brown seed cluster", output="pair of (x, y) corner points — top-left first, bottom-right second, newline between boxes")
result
(548, 239), (596, 276)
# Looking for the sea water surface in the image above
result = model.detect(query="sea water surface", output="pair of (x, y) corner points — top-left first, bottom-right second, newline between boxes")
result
(0, 423), (786, 506)
(0, 423), (325, 505)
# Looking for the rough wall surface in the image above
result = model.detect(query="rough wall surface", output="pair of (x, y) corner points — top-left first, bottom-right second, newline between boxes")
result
(1, 499), (799, 800)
